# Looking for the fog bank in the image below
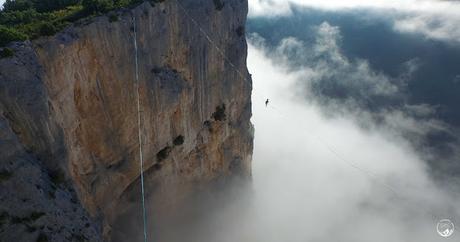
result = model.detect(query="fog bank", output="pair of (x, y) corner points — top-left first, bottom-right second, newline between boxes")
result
(136, 36), (460, 242)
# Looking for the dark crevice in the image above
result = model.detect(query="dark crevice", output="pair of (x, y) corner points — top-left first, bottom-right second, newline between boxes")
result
(156, 146), (171, 162)
(151, 67), (162, 74)
(49, 169), (66, 186)
(213, 0), (225, 11)
(106, 158), (127, 171)
(236, 26), (245, 37)
(173, 135), (184, 146)
(0, 169), (12, 182)
(212, 104), (226, 121)
(152, 163), (162, 171)
(203, 120), (213, 132)
(36, 233), (48, 242)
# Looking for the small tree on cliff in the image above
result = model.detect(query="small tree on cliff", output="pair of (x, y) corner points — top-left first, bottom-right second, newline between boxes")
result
(82, 0), (114, 14)
(3, 0), (80, 12)
(2, 0), (33, 12)
(32, 0), (80, 12)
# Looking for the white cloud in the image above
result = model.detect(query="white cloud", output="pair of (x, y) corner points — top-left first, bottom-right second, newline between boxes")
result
(249, 0), (460, 44)
(234, 34), (460, 242)
(252, 22), (450, 143)
(259, 22), (401, 103)
(249, 0), (460, 15)
(173, 35), (459, 242)
(394, 14), (460, 43)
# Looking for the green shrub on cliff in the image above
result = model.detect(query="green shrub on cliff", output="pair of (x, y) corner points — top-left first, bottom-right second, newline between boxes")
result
(0, 3), (82, 45)
(2, 0), (33, 12)
(82, 0), (113, 14)
(3, 0), (80, 13)
(39, 22), (58, 36)
(0, 47), (15, 58)
(0, 25), (27, 46)
(32, 0), (81, 12)
(0, 0), (161, 47)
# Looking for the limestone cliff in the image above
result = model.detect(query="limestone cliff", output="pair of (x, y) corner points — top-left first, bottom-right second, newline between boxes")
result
(0, 0), (253, 241)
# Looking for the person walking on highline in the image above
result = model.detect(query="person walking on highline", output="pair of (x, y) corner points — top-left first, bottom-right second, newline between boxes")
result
(265, 99), (269, 107)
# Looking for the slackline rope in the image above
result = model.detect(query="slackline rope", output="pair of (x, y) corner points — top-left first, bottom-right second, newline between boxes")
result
(132, 15), (148, 242)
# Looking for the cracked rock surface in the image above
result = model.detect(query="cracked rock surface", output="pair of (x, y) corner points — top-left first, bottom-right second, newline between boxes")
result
(0, 0), (252, 240)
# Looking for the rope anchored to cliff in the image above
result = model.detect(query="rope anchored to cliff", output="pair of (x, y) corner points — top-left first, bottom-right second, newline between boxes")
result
(132, 14), (149, 242)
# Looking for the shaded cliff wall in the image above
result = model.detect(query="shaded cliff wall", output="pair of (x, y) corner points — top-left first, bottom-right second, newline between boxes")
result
(0, 0), (252, 240)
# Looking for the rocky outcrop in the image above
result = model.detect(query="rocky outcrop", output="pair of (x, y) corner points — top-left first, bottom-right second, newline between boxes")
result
(0, 0), (253, 240)
(0, 113), (101, 241)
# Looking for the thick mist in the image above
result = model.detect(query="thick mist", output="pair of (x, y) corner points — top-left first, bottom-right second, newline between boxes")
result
(243, 39), (459, 241)
(118, 33), (460, 242)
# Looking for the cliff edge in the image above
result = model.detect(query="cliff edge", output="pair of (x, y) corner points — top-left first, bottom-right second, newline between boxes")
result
(0, 0), (253, 240)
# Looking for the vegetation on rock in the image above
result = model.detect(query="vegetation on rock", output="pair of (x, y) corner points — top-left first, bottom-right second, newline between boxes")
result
(212, 104), (227, 121)
(0, 0), (162, 47)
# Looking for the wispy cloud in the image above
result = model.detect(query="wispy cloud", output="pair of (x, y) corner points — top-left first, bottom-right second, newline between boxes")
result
(240, 32), (460, 241)
(157, 34), (460, 242)
(249, 0), (460, 44)
(249, 22), (450, 143)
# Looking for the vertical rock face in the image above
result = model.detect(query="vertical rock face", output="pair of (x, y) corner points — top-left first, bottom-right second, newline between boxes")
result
(0, 0), (253, 240)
